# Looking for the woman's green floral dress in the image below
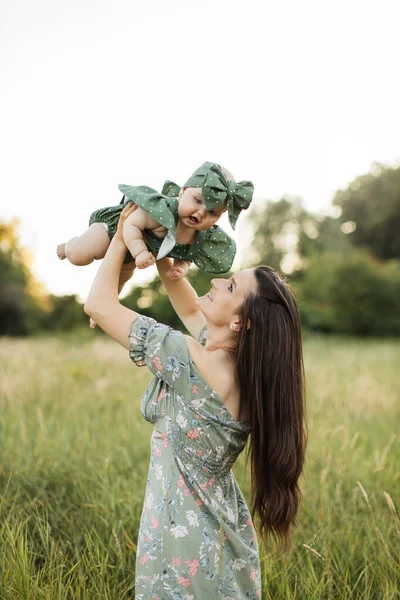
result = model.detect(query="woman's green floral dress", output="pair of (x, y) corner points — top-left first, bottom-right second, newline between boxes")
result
(129, 315), (261, 599)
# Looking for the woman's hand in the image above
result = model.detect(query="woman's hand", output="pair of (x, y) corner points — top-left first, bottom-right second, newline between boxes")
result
(115, 202), (138, 240)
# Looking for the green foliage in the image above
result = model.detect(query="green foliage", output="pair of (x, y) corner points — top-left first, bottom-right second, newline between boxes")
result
(334, 163), (400, 260)
(1, 335), (399, 598)
(42, 294), (88, 331)
(250, 197), (308, 270)
(0, 218), (91, 335)
(249, 197), (349, 273)
(0, 219), (43, 335)
(298, 215), (351, 260)
(249, 175), (400, 336)
(293, 255), (340, 333)
(296, 251), (400, 336)
(331, 254), (400, 336)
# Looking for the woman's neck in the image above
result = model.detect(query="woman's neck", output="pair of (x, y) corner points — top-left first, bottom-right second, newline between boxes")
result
(204, 322), (237, 356)
(176, 219), (197, 245)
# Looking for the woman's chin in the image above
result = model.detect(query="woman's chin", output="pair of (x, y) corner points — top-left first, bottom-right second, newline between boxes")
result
(196, 297), (207, 313)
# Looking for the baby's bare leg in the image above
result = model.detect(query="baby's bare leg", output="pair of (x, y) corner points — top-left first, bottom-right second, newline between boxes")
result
(166, 259), (190, 281)
(57, 223), (110, 266)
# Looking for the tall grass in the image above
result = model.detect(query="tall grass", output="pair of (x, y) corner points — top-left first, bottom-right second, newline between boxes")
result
(0, 334), (399, 599)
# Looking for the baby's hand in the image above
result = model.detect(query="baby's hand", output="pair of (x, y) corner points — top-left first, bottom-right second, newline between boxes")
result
(166, 260), (189, 281)
(135, 250), (156, 269)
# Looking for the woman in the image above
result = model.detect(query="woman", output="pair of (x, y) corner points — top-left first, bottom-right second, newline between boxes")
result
(85, 204), (306, 599)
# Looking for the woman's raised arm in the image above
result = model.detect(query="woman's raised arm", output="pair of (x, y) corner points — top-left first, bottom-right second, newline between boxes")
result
(157, 258), (206, 339)
(84, 204), (140, 349)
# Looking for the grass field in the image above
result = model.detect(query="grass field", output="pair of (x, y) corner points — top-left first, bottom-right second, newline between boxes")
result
(0, 333), (399, 599)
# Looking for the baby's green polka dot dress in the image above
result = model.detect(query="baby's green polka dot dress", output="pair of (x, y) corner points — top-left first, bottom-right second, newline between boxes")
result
(89, 181), (236, 273)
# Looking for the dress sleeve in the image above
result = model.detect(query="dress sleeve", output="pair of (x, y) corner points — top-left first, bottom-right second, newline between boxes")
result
(197, 325), (208, 346)
(129, 315), (192, 395)
(193, 225), (236, 274)
(118, 184), (178, 231)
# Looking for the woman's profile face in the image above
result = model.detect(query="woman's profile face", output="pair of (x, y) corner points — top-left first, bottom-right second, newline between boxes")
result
(197, 269), (257, 327)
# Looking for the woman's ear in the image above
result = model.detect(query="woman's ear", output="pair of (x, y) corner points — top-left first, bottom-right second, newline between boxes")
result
(230, 318), (251, 332)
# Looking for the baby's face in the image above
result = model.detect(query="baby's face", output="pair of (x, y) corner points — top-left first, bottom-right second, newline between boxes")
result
(177, 187), (226, 230)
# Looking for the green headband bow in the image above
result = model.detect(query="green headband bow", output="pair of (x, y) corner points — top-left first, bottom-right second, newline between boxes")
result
(183, 162), (254, 229)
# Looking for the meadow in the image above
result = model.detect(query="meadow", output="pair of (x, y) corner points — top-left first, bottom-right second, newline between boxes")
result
(0, 333), (399, 599)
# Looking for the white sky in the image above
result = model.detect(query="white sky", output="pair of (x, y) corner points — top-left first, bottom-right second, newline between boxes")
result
(1, 0), (400, 300)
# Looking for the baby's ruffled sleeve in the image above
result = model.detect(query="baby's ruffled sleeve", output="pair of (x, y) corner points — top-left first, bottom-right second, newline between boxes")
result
(193, 226), (236, 274)
(118, 185), (178, 231)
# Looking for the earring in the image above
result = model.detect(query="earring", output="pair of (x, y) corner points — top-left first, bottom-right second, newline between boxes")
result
(230, 323), (238, 331)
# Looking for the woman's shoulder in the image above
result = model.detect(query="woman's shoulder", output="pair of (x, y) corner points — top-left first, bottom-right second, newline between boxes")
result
(185, 336), (244, 421)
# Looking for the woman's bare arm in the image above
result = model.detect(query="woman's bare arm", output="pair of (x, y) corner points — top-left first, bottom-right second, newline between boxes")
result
(85, 204), (141, 349)
(157, 258), (206, 339)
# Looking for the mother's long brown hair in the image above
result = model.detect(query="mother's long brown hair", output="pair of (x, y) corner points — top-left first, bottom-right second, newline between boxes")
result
(235, 266), (306, 549)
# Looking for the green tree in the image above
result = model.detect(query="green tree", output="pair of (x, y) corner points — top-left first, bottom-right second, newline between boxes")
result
(333, 162), (400, 260)
(43, 294), (88, 331)
(298, 214), (351, 262)
(331, 254), (400, 335)
(249, 197), (348, 274)
(296, 251), (400, 336)
(250, 197), (307, 271)
(0, 219), (45, 335)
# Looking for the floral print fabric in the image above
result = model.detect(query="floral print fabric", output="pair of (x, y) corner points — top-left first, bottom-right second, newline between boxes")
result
(129, 315), (261, 599)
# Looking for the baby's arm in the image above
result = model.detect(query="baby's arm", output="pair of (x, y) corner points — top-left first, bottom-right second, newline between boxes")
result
(166, 259), (190, 281)
(123, 207), (164, 268)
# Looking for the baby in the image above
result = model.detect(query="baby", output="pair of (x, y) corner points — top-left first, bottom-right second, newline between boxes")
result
(57, 161), (253, 290)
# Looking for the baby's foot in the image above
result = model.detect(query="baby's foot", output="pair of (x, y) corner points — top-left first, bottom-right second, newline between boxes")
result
(89, 318), (97, 329)
(57, 243), (66, 260)
(135, 250), (156, 269)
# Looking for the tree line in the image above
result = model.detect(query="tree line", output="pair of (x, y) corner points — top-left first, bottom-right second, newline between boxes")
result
(249, 162), (400, 335)
(1, 162), (400, 336)
(0, 219), (87, 335)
